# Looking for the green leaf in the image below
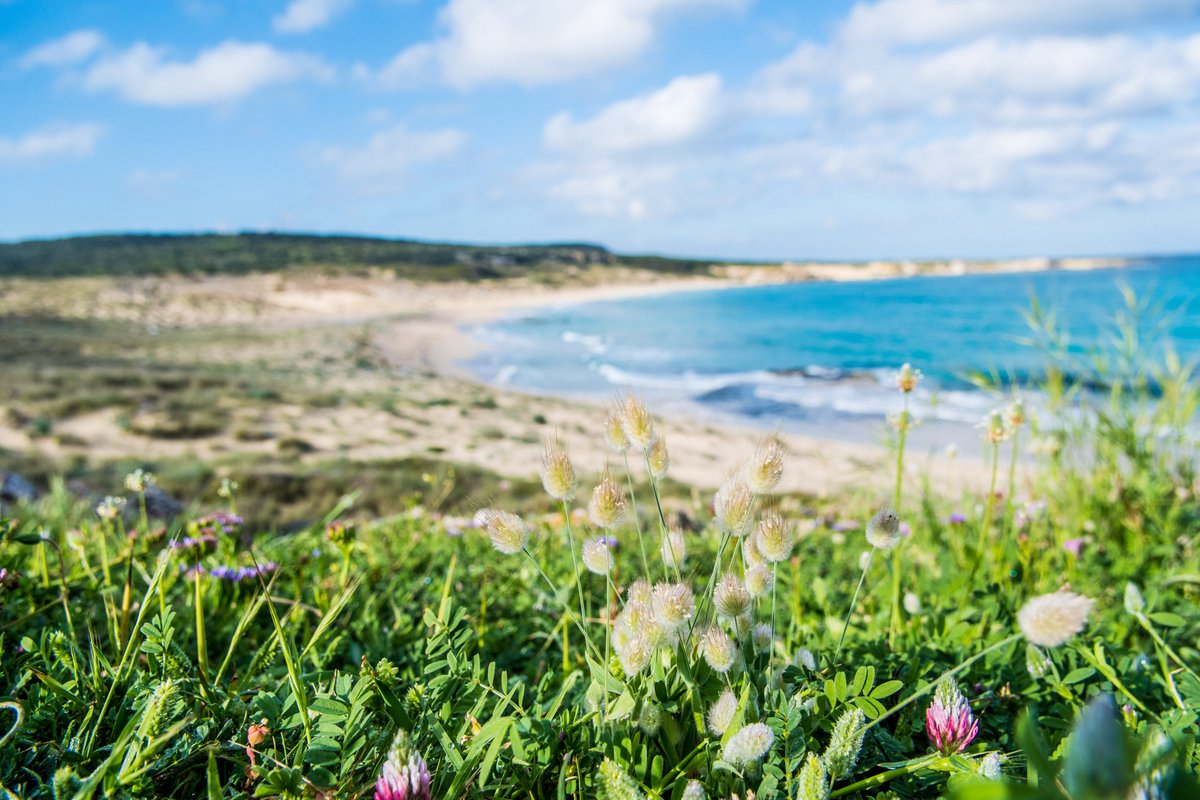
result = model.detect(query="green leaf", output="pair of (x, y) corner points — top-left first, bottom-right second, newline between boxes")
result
(1149, 612), (1186, 627)
(870, 680), (904, 700)
(1062, 667), (1096, 685)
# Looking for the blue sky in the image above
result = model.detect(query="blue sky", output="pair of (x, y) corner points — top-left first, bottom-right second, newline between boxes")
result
(3, 0), (1200, 260)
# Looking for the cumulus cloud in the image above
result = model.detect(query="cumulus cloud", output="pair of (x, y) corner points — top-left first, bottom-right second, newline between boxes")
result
(363, 0), (746, 89)
(82, 41), (332, 106)
(20, 29), (105, 68)
(0, 123), (104, 165)
(274, 0), (354, 34)
(318, 123), (467, 189)
(545, 73), (723, 154)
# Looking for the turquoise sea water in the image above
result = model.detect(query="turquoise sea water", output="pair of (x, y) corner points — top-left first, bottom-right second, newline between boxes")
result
(465, 257), (1200, 444)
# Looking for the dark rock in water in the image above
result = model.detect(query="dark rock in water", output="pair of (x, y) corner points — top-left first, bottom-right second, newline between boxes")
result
(143, 485), (184, 519)
(0, 472), (39, 504)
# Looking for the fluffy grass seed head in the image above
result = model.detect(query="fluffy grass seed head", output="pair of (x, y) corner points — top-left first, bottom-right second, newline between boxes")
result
(540, 438), (576, 501)
(1006, 398), (1026, 429)
(602, 406), (630, 453)
(616, 630), (655, 677)
(1017, 590), (1095, 647)
(744, 436), (786, 495)
(707, 687), (738, 735)
(714, 476), (755, 536)
(752, 623), (773, 652)
(723, 722), (775, 769)
(96, 496), (127, 521)
(661, 529), (687, 569)
(588, 472), (626, 530)
(582, 538), (613, 575)
(756, 511), (794, 563)
(651, 582), (695, 633)
(620, 393), (658, 451)
(715, 573), (752, 619)
(682, 780), (707, 800)
(798, 753), (829, 800)
(480, 509), (528, 555)
(897, 363), (922, 394)
(865, 508), (902, 551)
(981, 410), (1011, 444)
(627, 578), (653, 607)
(638, 702), (662, 736)
(124, 468), (156, 494)
(598, 758), (646, 800)
(745, 564), (774, 598)
(700, 626), (737, 673)
(647, 433), (669, 478)
(823, 708), (866, 778)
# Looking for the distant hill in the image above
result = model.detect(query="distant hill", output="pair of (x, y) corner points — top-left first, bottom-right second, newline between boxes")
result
(0, 232), (717, 281)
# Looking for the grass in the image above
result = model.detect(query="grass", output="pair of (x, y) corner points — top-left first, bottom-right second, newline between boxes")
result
(1, 298), (1199, 799)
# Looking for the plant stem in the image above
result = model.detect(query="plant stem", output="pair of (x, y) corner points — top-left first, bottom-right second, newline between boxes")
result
(835, 547), (875, 664)
(622, 452), (651, 579)
(830, 754), (942, 798)
(562, 500), (589, 639)
(889, 398), (909, 648)
(524, 549), (602, 665)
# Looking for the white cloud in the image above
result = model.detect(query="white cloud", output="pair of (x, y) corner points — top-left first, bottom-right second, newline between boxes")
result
(366, 0), (745, 89)
(273, 0), (354, 34)
(545, 73), (723, 154)
(839, 0), (1199, 48)
(356, 42), (437, 90)
(20, 29), (105, 68)
(82, 41), (332, 107)
(318, 123), (467, 188)
(0, 123), (104, 165)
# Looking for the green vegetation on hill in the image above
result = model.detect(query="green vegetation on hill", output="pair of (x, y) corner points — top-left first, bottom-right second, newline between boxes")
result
(0, 232), (718, 280)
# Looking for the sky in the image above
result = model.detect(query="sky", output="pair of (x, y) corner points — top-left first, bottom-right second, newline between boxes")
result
(2, 0), (1200, 261)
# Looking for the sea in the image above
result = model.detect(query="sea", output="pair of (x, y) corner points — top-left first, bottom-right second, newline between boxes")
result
(464, 256), (1200, 450)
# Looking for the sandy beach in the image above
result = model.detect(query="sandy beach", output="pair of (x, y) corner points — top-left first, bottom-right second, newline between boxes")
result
(1, 256), (1105, 495)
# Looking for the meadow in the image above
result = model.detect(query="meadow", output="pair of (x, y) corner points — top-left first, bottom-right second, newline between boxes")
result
(2, 280), (1199, 799)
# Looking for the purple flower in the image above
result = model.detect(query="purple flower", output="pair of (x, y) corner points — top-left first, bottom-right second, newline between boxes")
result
(376, 730), (431, 800)
(169, 533), (217, 552)
(190, 512), (244, 537)
(1062, 538), (1086, 557)
(831, 519), (859, 532)
(926, 678), (979, 755)
(899, 522), (911, 537)
(947, 512), (967, 525)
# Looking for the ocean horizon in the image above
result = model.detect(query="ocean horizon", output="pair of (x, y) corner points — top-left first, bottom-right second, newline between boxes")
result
(465, 256), (1200, 451)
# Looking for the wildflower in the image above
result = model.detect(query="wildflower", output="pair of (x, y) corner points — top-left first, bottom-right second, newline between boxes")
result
(1017, 590), (1095, 647)
(326, 520), (356, 548)
(946, 512), (967, 525)
(96, 496), (126, 521)
(217, 478), (238, 499)
(207, 562), (279, 582)
(588, 473), (626, 529)
(903, 591), (921, 615)
(926, 678), (979, 755)
(190, 512), (243, 537)
(1123, 582), (1146, 615)
(480, 509), (528, 555)
(977, 752), (1004, 781)
(168, 533), (217, 553)
(682, 780), (706, 800)
(1006, 398), (1026, 429)
(582, 538), (613, 575)
(798, 753), (829, 800)
(617, 630), (655, 677)
(598, 758), (645, 800)
(660, 529), (686, 569)
(619, 394), (657, 451)
(744, 564), (773, 598)
(723, 722), (775, 769)
(823, 708), (866, 778)
(980, 410), (1010, 444)
(124, 468), (156, 493)
(540, 438), (576, 502)
(700, 626), (737, 673)
(888, 410), (917, 432)
(647, 434), (669, 479)
(637, 702), (662, 736)
(714, 477), (755, 536)
(865, 508), (901, 550)
(375, 729), (431, 800)
(651, 582), (694, 633)
(714, 573), (752, 619)
(744, 436), (786, 494)
(1062, 537), (1086, 557)
(752, 623), (773, 652)
(707, 687), (738, 735)
(794, 647), (816, 671)
(602, 407), (630, 453)
(896, 363), (922, 393)
(755, 512), (793, 562)
(247, 720), (271, 747)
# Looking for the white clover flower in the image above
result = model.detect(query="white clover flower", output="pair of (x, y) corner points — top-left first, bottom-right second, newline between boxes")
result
(723, 722), (775, 768)
(582, 538), (613, 575)
(978, 752), (1004, 781)
(714, 477), (755, 536)
(480, 509), (528, 555)
(1018, 591), (1095, 647)
(707, 687), (738, 735)
(540, 438), (576, 502)
(756, 512), (794, 563)
(588, 473), (626, 530)
(638, 702), (662, 736)
(745, 564), (774, 598)
(903, 591), (921, 615)
(96, 496), (127, 521)
(700, 627), (736, 673)
(682, 780), (706, 800)
(651, 582), (694, 633)
(794, 647), (816, 671)
(744, 436), (786, 495)
(714, 573), (751, 619)
(660, 530), (686, 570)
(865, 508), (902, 550)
